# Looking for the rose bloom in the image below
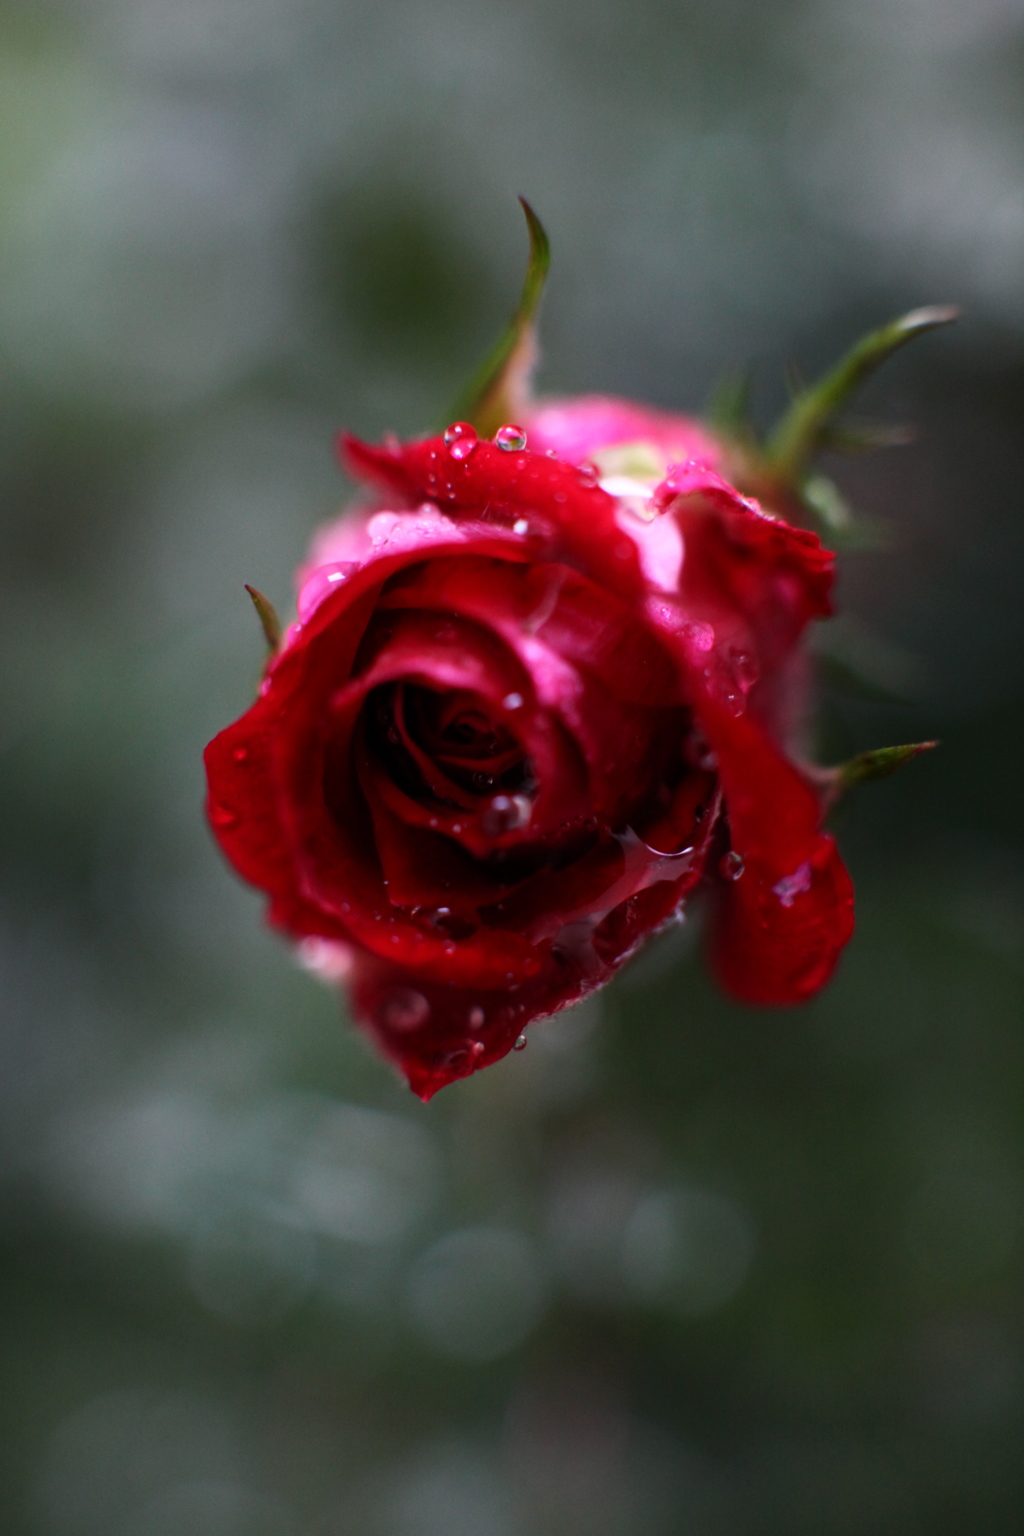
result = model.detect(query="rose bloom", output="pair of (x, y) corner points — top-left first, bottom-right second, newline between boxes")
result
(205, 397), (853, 1099)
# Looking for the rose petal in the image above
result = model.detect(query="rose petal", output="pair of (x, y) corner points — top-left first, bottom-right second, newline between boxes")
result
(710, 834), (855, 1005)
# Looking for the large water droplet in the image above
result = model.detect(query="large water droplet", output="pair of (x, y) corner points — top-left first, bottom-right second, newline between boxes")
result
(444, 422), (478, 460)
(719, 850), (745, 882)
(481, 793), (531, 838)
(494, 423), (527, 451)
(512, 1033), (528, 1051)
(513, 518), (529, 535)
(727, 647), (758, 692)
(381, 989), (430, 1032)
(414, 905), (476, 941)
(578, 460), (599, 486)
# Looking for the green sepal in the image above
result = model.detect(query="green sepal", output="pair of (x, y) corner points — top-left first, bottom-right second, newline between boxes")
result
(836, 740), (937, 790)
(818, 419), (917, 454)
(706, 366), (755, 443)
(245, 584), (282, 653)
(801, 473), (854, 534)
(799, 474), (888, 550)
(765, 305), (958, 484)
(445, 197), (550, 438)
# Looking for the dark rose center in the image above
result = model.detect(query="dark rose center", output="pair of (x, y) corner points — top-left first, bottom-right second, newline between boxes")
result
(366, 681), (534, 808)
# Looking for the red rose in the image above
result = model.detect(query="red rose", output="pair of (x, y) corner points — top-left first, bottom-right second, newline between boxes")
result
(204, 401), (853, 1099)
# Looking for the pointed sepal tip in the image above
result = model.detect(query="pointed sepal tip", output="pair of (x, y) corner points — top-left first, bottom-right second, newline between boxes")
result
(446, 196), (551, 438)
(766, 305), (959, 483)
(245, 585), (283, 653)
(837, 739), (938, 790)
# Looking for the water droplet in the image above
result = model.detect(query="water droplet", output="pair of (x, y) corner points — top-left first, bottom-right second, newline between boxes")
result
(414, 905), (476, 942)
(209, 803), (240, 829)
(468, 1005), (485, 1030)
(481, 793), (531, 837)
(720, 850), (745, 881)
(470, 1040), (485, 1058)
(494, 423), (527, 451)
(726, 647), (758, 692)
(387, 726), (401, 744)
(502, 692), (524, 711)
(231, 746), (249, 763)
(443, 422), (478, 460)
(513, 518), (529, 535)
(381, 989), (430, 1032)
(472, 771), (494, 792)
(512, 1033), (528, 1051)
(578, 460), (599, 486)
(545, 448), (559, 459)
(623, 497), (659, 523)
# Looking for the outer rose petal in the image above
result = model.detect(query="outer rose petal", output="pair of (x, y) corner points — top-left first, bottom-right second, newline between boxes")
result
(635, 465), (854, 1009)
(349, 812), (717, 1101)
(339, 433), (645, 599)
(710, 835), (855, 1005)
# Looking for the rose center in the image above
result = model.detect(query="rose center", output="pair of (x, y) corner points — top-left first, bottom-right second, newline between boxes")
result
(366, 682), (534, 806)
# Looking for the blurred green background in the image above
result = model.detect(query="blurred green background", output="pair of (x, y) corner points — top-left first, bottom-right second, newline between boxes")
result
(1, 2), (1023, 1533)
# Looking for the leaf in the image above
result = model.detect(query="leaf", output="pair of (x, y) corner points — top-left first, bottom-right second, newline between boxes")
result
(446, 197), (551, 438)
(765, 305), (958, 483)
(837, 740), (938, 790)
(245, 584), (282, 653)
